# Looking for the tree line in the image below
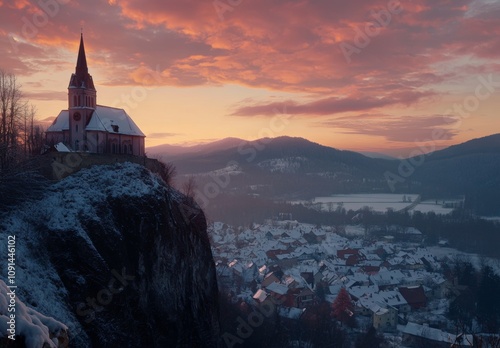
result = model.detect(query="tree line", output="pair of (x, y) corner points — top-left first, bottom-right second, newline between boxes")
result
(0, 69), (47, 211)
(447, 259), (500, 336)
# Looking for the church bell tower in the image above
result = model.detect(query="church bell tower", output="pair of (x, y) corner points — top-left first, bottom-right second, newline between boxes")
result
(68, 34), (96, 151)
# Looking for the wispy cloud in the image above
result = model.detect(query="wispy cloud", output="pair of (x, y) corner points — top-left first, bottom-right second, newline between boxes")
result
(147, 132), (182, 139)
(23, 91), (66, 101)
(230, 91), (434, 117)
(317, 114), (459, 142)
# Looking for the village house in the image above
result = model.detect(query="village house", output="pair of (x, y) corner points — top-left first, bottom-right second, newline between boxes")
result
(402, 322), (473, 348)
(372, 304), (398, 332)
(398, 285), (427, 310)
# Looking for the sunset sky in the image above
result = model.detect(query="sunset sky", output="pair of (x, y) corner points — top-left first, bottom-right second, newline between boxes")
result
(1, 0), (500, 155)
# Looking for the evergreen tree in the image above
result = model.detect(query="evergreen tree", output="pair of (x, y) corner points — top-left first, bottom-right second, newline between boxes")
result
(356, 326), (383, 348)
(477, 266), (500, 332)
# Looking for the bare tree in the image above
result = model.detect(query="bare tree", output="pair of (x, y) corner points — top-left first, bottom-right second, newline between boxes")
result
(0, 69), (42, 172)
(158, 160), (177, 186)
(0, 69), (47, 211)
(23, 104), (45, 156)
(182, 176), (197, 201)
(0, 69), (23, 171)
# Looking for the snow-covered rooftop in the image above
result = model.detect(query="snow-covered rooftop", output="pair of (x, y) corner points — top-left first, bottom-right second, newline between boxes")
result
(46, 105), (145, 137)
(266, 282), (289, 295)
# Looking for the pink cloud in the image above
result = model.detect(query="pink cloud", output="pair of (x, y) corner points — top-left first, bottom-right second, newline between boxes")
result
(0, 0), (499, 110)
(317, 113), (459, 142)
(230, 90), (434, 116)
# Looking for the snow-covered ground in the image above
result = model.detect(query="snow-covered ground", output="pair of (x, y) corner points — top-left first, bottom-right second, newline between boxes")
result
(291, 194), (459, 215)
(0, 280), (68, 348)
(412, 201), (454, 214)
(427, 246), (500, 271)
(0, 162), (167, 346)
(292, 194), (419, 212)
(257, 157), (307, 173)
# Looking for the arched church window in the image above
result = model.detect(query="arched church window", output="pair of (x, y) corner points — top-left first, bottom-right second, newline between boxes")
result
(73, 95), (77, 107)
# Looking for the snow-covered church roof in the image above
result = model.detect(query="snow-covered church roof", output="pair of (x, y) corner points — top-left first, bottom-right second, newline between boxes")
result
(46, 105), (145, 137)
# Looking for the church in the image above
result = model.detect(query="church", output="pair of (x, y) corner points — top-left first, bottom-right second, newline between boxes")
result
(46, 34), (146, 156)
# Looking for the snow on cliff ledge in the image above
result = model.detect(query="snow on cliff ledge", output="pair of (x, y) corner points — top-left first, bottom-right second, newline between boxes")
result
(0, 280), (68, 347)
(0, 163), (166, 346)
(0, 162), (219, 347)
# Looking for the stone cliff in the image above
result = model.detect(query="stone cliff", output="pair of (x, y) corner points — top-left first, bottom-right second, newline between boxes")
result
(0, 162), (220, 347)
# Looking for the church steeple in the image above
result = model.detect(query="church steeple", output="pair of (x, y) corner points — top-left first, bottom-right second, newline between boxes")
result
(68, 33), (95, 91)
(75, 33), (88, 77)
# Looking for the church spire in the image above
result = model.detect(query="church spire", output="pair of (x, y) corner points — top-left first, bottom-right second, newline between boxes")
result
(75, 33), (88, 77)
(69, 33), (95, 91)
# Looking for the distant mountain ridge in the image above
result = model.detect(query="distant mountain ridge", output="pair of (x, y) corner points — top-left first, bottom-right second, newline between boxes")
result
(423, 133), (500, 160)
(148, 134), (500, 215)
(147, 137), (245, 157)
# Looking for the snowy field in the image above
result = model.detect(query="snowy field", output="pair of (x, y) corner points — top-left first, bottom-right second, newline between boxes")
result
(292, 194), (457, 215)
(411, 201), (454, 214)
(427, 246), (500, 272)
(314, 193), (419, 212)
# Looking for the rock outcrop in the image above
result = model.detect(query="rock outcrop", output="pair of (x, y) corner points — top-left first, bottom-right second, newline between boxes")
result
(0, 162), (219, 347)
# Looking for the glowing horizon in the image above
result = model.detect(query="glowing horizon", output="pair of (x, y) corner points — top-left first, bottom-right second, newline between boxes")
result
(2, 0), (500, 156)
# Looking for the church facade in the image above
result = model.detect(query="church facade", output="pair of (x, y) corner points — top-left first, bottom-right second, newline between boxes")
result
(46, 35), (145, 156)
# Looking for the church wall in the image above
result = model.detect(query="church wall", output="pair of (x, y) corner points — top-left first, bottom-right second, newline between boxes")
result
(133, 137), (145, 156)
(105, 133), (144, 155)
(85, 131), (107, 153)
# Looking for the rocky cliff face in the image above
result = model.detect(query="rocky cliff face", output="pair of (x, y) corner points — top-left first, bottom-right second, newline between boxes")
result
(0, 163), (219, 347)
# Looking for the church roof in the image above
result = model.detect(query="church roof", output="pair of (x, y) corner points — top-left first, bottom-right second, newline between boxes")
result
(46, 105), (145, 137)
(47, 110), (70, 132)
(88, 105), (145, 136)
